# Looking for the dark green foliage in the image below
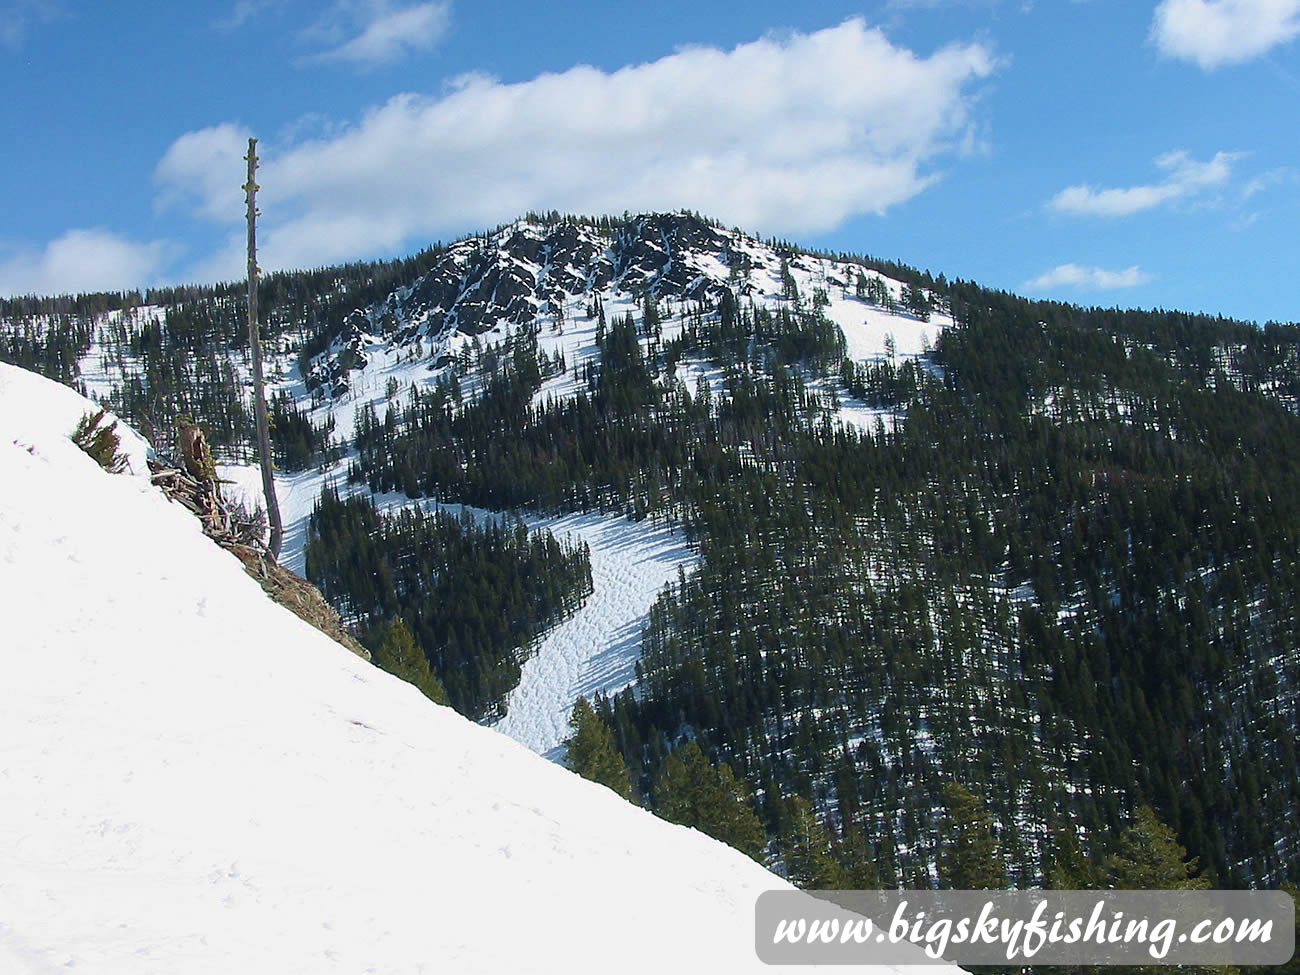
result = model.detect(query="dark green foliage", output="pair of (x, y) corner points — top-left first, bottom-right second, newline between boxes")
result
(1105, 804), (1210, 891)
(651, 741), (766, 861)
(1045, 818), (1102, 890)
(270, 389), (338, 471)
(563, 698), (633, 799)
(0, 312), (94, 384)
(902, 282), (932, 322)
(781, 796), (848, 888)
(70, 408), (128, 473)
(833, 825), (884, 889)
(938, 783), (1005, 890)
(305, 485), (592, 720)
(371, 617), (449, 707)
(1100, 806), (1237, 975)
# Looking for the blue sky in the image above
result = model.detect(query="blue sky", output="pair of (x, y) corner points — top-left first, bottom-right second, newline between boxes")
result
(1, 0), (1297, 323)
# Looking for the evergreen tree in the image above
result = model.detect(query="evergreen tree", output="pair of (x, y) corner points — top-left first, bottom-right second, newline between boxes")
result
(371, 617), (449, 707)
(834, 825), (883, 889)
(1045, 818), (1102, 890)
(1102, 808), (1238, 975)
(938, 783), (1005, 889)
(1105, 804), (1209, 890)
(782, 796), (847, 888)
(70, 408), (128, 473)
(652, 741), (766, 860)
(563, 698), (633, 800)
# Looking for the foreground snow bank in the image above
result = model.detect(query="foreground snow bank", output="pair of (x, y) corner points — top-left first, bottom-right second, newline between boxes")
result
(0, 362), (950, 973)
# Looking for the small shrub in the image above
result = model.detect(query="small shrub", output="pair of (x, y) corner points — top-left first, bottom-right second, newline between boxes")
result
(71, 408), (129, 473)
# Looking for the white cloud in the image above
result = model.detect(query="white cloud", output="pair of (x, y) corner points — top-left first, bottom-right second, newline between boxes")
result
(154, 122), (256, 222)
(303, 1), (450, 68)
(1241, 165), (1298, 198)
(0, 0), (61, 47)
(1023, 263), (1151, 291)
(156, 19), (998, 275)
(1048, 150), (1242, 216)
(0, 230), (173, 298)
(213, 0), (282, 32)
(1151, 0), (1300, 69)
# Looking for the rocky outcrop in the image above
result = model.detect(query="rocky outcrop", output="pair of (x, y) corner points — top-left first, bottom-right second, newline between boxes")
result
(307, 212), (748, 396)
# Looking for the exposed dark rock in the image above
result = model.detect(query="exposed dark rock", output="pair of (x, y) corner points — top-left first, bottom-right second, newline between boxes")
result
(309, 213), (744, 395)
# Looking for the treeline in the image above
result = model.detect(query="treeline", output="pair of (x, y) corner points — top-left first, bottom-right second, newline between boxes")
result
(303, 485), (592, 719)
(0, 313), (95, 385)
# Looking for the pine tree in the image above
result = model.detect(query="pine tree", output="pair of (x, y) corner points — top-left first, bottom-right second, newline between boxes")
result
(371, 617), (449, 707)
(563, 698), (633, 800)
(782, 796), (847, 888)
(1104, 804), (1209, 890)
(1045, 817), (1102, 890)
(834, 825), (882, 889)
(652, 741), (766, 860)
(1103, 809), (1237, 975)
(938, 782), (1005, 889)
(70, 408), (128, 473)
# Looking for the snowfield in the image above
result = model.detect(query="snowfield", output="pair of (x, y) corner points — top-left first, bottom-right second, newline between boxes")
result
(0, 361), (953, 974)
(496, 512), (696, 758)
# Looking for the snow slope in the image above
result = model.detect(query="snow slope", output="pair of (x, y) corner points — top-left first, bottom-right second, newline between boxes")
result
(0, 361), (954, 974)
(496, 512), (696, 758)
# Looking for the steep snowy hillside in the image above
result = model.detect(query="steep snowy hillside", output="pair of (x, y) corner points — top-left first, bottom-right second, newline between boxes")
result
(0, 361), (953, 973)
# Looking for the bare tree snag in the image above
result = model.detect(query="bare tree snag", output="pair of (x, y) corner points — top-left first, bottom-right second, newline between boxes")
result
(244, 137), (284, 562)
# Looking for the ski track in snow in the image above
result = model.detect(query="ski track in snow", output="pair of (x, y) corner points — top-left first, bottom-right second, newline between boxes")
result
(496, 513), (696, 758)
(217, 462), (698, 760)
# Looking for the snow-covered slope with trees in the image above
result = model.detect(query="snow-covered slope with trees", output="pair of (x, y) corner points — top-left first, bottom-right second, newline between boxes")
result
(199, 211), (947, 757)
(0, 361), (954, 973)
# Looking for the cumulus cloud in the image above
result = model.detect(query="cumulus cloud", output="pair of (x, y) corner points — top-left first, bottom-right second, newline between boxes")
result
(155, 18), (998, 274)
(1151, 0), (1300, 69)
(302, 0), (450, 68)
(0, 229), (173, 298)
(1048, 150), (1242, 216)
(1023, 263), (1151, 291)
(155, 122), (255, 222)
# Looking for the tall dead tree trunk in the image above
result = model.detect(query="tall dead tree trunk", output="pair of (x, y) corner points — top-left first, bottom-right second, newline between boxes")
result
(244, 137), (284, 561)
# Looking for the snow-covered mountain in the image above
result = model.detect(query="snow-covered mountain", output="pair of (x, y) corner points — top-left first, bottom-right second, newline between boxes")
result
(0, 361), (955, 973)
(304, 212), (945, 415)
(95, 212), (944, 759)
